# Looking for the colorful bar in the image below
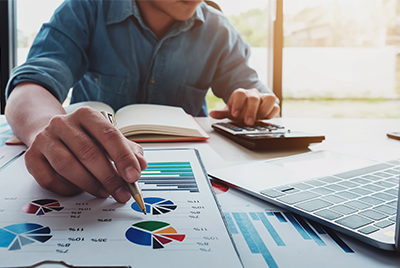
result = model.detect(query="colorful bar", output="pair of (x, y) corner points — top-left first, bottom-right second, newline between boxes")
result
(142, 180), (196, 184)
(266, 212), (274, 216)
(224, 213), (239, 234)
(141, 188), (199, 192)
(250, 212), (259, 221)
(283, 212), (311, 240)
(292, 214), (326, 246)
(257, 213), (285, 246)
(147, 162), (190, 165)
(233, 212), (278, 268)
(273, 212), (287, 223)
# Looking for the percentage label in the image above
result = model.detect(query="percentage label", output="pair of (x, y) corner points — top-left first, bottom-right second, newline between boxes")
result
(57, 243), (70, 247)
(56, 249), (69, 254)
(91, 238), (107, 243)
(68, 237), (84, 242)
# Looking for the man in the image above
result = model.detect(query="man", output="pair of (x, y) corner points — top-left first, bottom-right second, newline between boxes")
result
(5, 0), (279, 203)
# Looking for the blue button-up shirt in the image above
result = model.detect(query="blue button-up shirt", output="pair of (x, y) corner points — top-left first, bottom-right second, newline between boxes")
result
(7, 0), (271, 116)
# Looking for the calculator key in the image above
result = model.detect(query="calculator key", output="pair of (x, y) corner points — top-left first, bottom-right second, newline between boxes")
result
(295, 199), (333, 212)
(330, 205), (358, 215)
(388, 216), (397, 222)
(374, 220), (394, 229)
(314, 209), (342, 220)
(359, 210), (387, 221)
(359, 226), (379, 234)
(277, 191), (320, 204)
(335, 214), (373, 229)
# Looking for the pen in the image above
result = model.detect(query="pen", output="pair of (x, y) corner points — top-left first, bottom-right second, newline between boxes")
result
(100, 111), (147, 215)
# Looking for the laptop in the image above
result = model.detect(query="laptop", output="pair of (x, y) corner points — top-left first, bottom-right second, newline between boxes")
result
(208, 150), (400, 251)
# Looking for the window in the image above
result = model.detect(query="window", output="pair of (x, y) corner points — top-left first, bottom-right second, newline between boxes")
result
(205, 0), (275, 112)
(282, 0), (400, 118)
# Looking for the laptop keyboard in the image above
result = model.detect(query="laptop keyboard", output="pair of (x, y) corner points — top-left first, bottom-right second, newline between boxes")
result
(260, 160), (399, 235)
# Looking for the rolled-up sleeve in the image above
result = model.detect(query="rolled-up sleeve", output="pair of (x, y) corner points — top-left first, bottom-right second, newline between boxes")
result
(209, 16), (273, 104)
(6, 0), (94, 102)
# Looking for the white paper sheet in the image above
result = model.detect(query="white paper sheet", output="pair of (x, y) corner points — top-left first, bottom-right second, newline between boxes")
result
(0, 149), (242, 268)
(211, 180), (400, 268)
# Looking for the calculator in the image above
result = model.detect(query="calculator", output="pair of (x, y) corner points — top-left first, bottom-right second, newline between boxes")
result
(212, 121), (325, 150)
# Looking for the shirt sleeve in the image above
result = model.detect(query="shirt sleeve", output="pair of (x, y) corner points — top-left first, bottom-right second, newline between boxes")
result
(6, 0), (95, 103)
(209, 16), (275, 104)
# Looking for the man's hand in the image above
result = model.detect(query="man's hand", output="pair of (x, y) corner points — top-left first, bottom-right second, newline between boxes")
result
(24, 107), (147, 203)
(209, 88), (280, 125)
(5, 83), (147, 203)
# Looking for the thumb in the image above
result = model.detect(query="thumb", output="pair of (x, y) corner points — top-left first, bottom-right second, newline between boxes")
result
(209, 106), (231, 119)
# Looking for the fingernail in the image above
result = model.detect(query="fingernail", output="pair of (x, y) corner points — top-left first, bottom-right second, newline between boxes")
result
(233, 110), (240, 117)
(246, 117), (254, 125)
(125, 166), (140, 183)
(98, 188), (110, 198)
(115, 187), (131, 203)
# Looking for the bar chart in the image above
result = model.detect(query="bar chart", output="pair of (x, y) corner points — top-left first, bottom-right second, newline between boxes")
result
(139, 162), (199, 193)
(224, 211), (354, 268)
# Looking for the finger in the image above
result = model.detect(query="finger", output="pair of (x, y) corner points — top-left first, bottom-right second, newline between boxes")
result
(209, 107), (232, 119)
(48, 114), (131, 203)
(72, 107), (146, 184)
(241, 90), (261, 126)
(228, 89), (247, 118)
(37, 130), (115, 199)
(256, 95), (278, 120)
(25, 147), (83, 196)
(265, 104), (280, 119)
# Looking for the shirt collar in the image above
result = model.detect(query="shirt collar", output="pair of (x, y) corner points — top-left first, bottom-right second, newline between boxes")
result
(106, 0), (205, 31)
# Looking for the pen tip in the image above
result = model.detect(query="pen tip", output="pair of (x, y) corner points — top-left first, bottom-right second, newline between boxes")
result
(143, 210), (147, 215)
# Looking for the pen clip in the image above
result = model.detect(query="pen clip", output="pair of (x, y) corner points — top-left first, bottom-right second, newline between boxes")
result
(100, 111), (117, 127)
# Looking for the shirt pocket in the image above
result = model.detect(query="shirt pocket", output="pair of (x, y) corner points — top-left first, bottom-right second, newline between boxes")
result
(81, 72), (132, 110)
(176, 84), (208, 116)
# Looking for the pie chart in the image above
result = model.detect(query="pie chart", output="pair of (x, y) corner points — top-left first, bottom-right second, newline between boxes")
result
(131, 197), (177, 215)
(211, 180), (229, 194)
(22, 199), (64, 216)
(0, 223), (52, 251)
(125, 221), (185, 249)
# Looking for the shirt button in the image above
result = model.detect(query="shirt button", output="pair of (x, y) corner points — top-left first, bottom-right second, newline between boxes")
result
(149, 78), (155, 84)
(94, 77), (99, 83)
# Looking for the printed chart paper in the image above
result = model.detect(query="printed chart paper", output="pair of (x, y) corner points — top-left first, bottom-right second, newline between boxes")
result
(0, 148), (242, 268)
(211, 180), (400, 268)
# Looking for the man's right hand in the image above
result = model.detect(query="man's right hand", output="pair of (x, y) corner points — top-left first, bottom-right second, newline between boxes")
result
(5, 83), (147, 203)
